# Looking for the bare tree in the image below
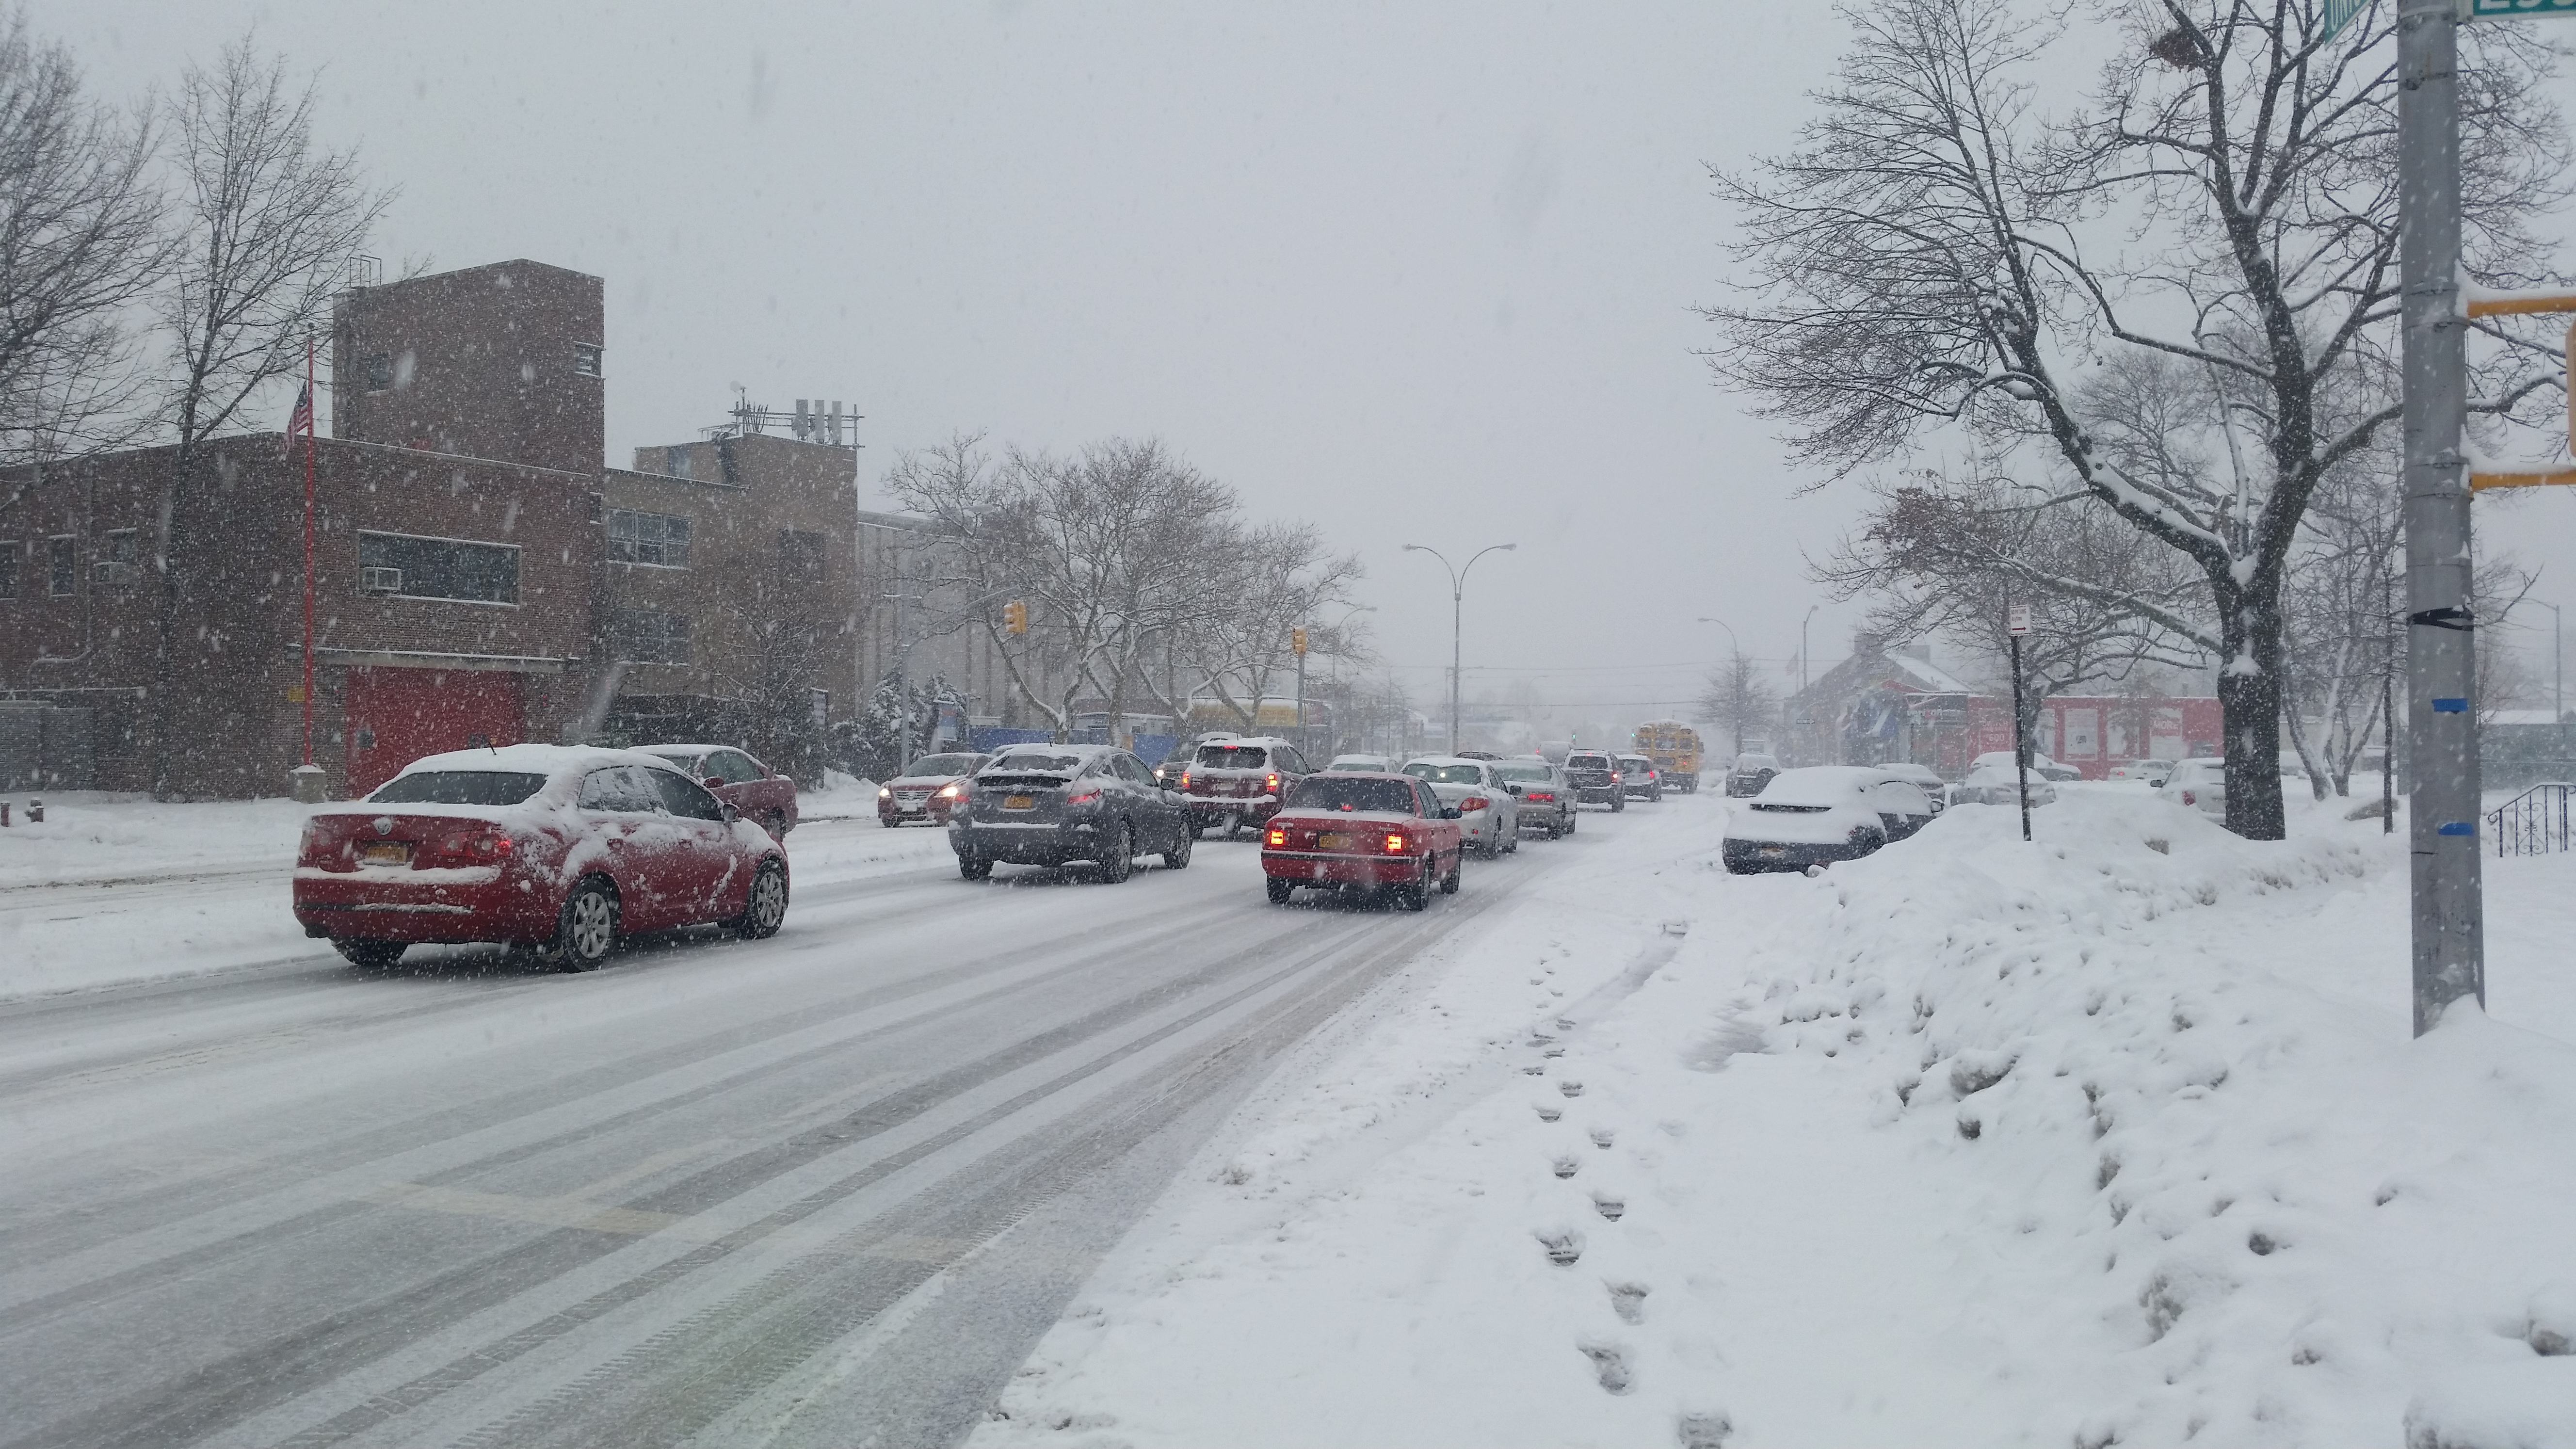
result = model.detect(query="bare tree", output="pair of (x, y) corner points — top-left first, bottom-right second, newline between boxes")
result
(1820, 461), (2208, 748)
(1701, 0), (2569, 838)
(1697, 650), (1777, 758)
(1169, 521), (1363, 734)
(147, 36), (389, 795)
(0, 12), (166, 482)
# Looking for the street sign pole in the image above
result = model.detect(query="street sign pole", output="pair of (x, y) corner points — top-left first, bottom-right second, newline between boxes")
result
(2397, 0), (2484, 1035)
(2008, 603), (2032, 842)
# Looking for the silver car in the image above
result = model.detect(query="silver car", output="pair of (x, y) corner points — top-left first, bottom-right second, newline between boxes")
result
(2157, 757), (2227, 818)
(1488, 757), (1575, 838)
(1402, 756), (1522, 858)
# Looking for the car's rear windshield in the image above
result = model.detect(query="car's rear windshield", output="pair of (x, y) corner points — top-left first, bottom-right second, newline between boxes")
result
(987, 752), (1084, 774)
(905, 754), (981, 777)
(1195, 746), (1270, 768)
(1567, 755), (1612, 768)
(1760, 773), (1866, 806)
(367, 771), (549, 806)
(1404, 763), (1484, 785)
(1323, 759), (1385, 772)
(1287, 777), (1416, 813)
(1493, 764), (1551, 782)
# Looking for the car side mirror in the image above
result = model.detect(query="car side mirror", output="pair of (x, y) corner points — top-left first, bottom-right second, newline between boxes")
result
(1504, 783), (1523, 795)
(1443, 806), (1463, 820)
(719, 801), (741, 823)
(704, 775), (726, 789)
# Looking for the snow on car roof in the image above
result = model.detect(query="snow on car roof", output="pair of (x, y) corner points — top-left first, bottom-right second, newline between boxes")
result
(396, 742), (684, 780)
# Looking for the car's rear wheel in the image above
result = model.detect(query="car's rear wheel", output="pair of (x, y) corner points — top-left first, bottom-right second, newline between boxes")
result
(959, 853), (993, 881)
(765, 809), (790, 838)
(730, 857), (789, 939)
(1096, 823), (1135, 883)
(541, 877), (619, 973)
(1611, 794), (1626, 813)
(1162, 824), (1192, 870)
(1440, 851), (1462, 894)
(1266, 878), (1294, 904)
(1397, 856), (1433, 911)
(334, 939), (404, 969)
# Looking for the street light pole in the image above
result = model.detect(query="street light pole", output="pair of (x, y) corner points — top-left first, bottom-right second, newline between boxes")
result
(1404, 542), (1515, 754)
(2396, 0), (2482, 1035)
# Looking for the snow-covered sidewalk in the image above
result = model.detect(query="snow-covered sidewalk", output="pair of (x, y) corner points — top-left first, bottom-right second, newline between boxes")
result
(973, 791), (2576, 1449)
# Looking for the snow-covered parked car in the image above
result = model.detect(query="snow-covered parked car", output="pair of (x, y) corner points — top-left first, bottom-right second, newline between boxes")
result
(292, 744), (790, 971)
(2108, 758), (2176, 786)
(635, 743), (801, 838)
(876, 750), (992, 827)
(1401, 756), (1521, 858)
(2158, 757), (2228, 818)
(1951, 763), (2059, 808)
(1723, 766), (1936, 873)
(1875, 761), (1949, 816)
(1968, 749), (2080, 784)
(1322, 753), (1400, 773)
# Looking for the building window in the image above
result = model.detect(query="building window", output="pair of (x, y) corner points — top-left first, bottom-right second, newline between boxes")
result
(48, 536), (75, 596)
(104, 529), (137, 564)
(610, 608), (690, 665)
(606, 508), (691, 567)
(0, 541), (16, 599)
(355, 531), (519, 604)
(662, 446), (692, 480)
(574, 343), (602, 378)
(364, 354), (393, 392)
(780, 528), (826, 583)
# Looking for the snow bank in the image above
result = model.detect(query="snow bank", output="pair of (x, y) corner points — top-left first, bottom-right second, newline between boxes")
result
(977, 792), (2576, 1449)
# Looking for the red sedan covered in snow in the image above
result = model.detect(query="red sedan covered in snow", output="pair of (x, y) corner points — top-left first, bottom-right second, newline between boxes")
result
(1259, 772), (1464, 910)
(292, 744), (789, 971)
(635, 743), (801, 838)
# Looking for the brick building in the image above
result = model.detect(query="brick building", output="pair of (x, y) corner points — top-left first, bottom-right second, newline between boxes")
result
(0, 258), (863, 798)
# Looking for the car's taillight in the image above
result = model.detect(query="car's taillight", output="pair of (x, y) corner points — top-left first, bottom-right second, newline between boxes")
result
(2180, 789), (2196, 805)
(1528, 791), (1554, 802)
(472, 831), (513, 859)
(1180, 771), (1193, 789)
(1383, 833), (1409, 854)
(1265, 772), (1280, 792)
(1267, 827), (1287, 847)
(1065, 788), (1101, 806)
(1461, 795), (1489, 813)
(1609, 772), (1623, 782)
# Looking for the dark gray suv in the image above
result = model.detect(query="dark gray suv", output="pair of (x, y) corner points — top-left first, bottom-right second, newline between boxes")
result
(1562, 751), (1626, 811)
(950, 744), (1193, 882)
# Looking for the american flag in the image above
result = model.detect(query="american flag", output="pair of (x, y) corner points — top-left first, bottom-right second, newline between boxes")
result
(283, 382), (314, 457)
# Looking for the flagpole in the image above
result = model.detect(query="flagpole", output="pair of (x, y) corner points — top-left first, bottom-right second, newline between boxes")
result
(301, 333), (316, 768)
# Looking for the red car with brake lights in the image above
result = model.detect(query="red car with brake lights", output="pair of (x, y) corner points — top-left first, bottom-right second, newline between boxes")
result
(1259, 773), (1464, 911)
(292, 744), (791, 972)
(876, 750), (993, 827)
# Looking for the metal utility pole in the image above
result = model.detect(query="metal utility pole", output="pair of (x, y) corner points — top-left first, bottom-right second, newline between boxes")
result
(1403, 542), (1515, 754)
(2397, 0), (2483, 1034)
(2008, 603), (2033, 842)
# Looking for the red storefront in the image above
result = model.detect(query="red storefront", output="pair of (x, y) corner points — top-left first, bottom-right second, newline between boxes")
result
(1957, 695), (2221, 779)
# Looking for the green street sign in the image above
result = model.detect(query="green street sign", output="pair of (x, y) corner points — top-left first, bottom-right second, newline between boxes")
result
(2331, 0), (2576, 42)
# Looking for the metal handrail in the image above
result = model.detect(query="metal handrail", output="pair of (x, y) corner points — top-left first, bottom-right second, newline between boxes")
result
(2486, 781), (2574, 857)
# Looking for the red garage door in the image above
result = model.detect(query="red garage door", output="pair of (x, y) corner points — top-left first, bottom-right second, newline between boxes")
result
(345, 667), (527, 795)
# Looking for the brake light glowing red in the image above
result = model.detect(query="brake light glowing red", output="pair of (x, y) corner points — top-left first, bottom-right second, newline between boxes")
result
(1383, 833), (1408, 854)
(1180, 771), (1193, 789)
(1267, 827), (1287, 846)
(1265, 772), (1280, 792)
(1461, 795), (1490, 813)
(1065, 788), (1101, 806)
(1528, 791), (1555, 802)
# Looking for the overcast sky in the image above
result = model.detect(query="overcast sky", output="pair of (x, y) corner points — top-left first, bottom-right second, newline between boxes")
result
(36, 0), (2576, 718)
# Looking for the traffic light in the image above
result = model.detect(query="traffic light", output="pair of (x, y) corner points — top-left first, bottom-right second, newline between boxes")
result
(1003, 599), (1028, 634)
(1291, 626), (1308, 656)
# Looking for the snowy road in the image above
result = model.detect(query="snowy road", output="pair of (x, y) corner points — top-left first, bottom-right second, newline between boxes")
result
(0, 811), (1594, 1449)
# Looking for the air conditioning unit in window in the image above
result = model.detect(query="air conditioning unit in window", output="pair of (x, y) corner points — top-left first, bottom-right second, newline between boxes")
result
(91, 561), (139, 590)
(360, 566), (402, 595)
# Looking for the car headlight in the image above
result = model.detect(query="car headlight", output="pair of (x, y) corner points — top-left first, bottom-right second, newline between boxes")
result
(878, 786), (892, 799)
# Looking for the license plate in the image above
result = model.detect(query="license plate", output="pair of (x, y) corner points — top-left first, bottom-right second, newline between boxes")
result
(1759, 845), (1786, 856)
(1317, 832), (1351, 850)
(361, 842), (410, 866)
(1003, 794), (1035, 810)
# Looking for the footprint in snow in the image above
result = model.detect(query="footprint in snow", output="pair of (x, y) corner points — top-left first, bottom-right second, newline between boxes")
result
(1578, 1340), (1634, 1394)
(1559, 1080), (1584, 1097)
(1535, 1103), (1563, 1122)
(1590, 1127), (1616, 1149)
(1537, 1228), (1584, 1265)
(1593, 1192), (1626, 1222)
(1608, 1281), (1648, 1324)
(1551, 1154), (1581, 1179)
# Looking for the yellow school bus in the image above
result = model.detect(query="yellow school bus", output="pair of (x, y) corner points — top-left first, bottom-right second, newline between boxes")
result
(1633, 720), (1704, 793)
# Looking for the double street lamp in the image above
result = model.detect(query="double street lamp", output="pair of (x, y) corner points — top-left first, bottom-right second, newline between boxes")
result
(1403, 542), (1515, 755)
